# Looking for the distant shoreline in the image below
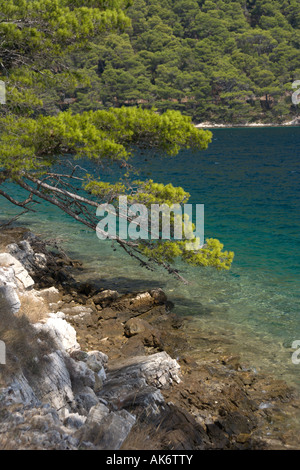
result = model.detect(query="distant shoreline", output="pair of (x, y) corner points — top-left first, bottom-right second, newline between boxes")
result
(194, 119), (300, 129)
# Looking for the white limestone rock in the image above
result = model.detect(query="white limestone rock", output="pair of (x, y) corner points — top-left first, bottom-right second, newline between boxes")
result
(108, 351), (181, 389)
(79, 403), (136, 450)
(97, 352), (180, 415)
(36, 350), (74, 410)
(68, 358), (96, 390)
(70, 350), (108, 383)
(7, 240), (47, 274)
(0, 253), (35, 290)
(0, 372), (39, 407)
(0, 284), (21, 314)
(64, 412), (87, 430)
(36, 287), (61, 304)
(34, 313), (80, 353)
(86, 351), (108, 382)
(0, 252), (35, 315)
(74, 386), (99, 413)
(0, 264), (22, 314)
(61, 305), (93, 322)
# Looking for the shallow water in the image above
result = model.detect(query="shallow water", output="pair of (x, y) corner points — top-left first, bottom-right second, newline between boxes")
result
(1, 127), (300, 393)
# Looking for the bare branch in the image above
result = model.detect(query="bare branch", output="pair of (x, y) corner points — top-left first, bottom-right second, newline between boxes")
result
(15, 176), (176, 278)
(43, 172), (85, 181)
(7, 174), (189, 283)
(0, 188), (36, 211)
(25, 174), (99, 207)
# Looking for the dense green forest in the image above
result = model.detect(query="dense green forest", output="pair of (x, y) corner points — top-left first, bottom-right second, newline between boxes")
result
(2, 0), (299, 124)
(61, 0), (300, 124)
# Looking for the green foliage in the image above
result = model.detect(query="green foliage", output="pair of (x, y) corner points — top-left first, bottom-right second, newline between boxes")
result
(127, 180), (190, 205)
(64, 0), (300, 124)
(139, 238), (234, 270)
(0, 0), (130, 115)
(0, 0), (235, 275)
(182, 238), (234, 269)
(0, 108), (212, 174)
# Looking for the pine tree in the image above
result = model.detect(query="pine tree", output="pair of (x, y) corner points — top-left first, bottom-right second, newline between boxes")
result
(0, 0), (234, 281)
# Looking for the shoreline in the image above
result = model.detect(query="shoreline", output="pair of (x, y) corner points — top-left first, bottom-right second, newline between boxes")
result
(194, 119), (300, 129)
(1, 226), (300, 450)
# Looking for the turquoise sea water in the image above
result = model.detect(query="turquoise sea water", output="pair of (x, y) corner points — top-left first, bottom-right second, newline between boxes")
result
(1, 127), (300, 390)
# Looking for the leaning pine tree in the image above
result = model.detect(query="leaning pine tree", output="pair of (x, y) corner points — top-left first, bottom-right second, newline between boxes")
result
(0, 0), (234, 281)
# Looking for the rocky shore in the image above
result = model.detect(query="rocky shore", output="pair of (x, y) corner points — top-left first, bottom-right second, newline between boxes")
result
(0, 227), (299, 450)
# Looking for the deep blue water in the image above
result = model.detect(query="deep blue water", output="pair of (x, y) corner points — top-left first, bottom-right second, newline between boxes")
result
(136, 127), (300, 284)
(1, 127), (300, 388)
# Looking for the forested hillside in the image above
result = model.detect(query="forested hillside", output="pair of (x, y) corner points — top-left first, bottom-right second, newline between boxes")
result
(64, 0), (300, 124)
(1, 0), (299, 124)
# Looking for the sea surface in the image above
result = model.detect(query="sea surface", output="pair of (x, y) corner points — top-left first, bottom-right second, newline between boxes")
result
(1, 127), (300, 393)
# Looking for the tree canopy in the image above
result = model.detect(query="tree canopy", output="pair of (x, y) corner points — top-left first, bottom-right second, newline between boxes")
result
(0, 0), (235, 281)
(61, 0), (300, 124)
